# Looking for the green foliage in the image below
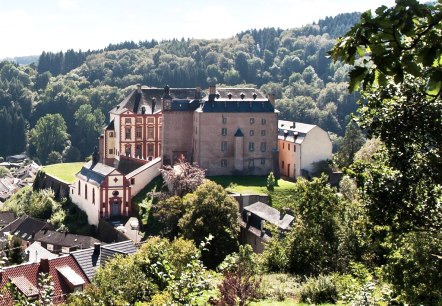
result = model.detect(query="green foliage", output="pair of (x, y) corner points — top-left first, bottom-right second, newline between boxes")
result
(266, 172), (276, 192)
(0, 166), (9, 178)
(334, 120), (365, 168)
(71, 237), (211, 305)
(29, 113), (69, 165)
(4, 236), (24, 265)
(298, 275), (338, 304)
(179, 180), (240, 269)
(152, 195), (185, 238)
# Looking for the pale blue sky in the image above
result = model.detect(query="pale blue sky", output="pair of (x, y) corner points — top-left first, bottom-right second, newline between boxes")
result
(0, 0), (397, 58)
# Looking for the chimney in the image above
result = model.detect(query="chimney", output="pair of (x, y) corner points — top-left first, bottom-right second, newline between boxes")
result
(93, 242), (101, 255)
(133, 86), (142, 113)
(141, 106), (146, 114)
(208, 85), (216, 101)
(136, 84), (142, 93)
(92, 146), (99, 166)
(227, 92), (232, 100)
(292, 122), (296, 129)
(39, 258), (49, 273)
(240, 92), (245, 100)
(283, 130), (288, 139)
(164, 84), (170, 96)
(151, 98), (156, 114)
(252, 92), (257, 100)
(268, 93), (275, 107)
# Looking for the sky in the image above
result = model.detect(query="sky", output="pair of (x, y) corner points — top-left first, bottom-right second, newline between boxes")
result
(0, 0), (398, 59)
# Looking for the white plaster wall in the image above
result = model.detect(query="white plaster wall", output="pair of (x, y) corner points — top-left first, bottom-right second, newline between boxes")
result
(70, 180), (100, 226)
(299, 126), (332, 174)
(127, 158), (161, 197)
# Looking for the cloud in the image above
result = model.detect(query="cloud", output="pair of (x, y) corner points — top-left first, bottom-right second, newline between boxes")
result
(58, 0), (78, 10)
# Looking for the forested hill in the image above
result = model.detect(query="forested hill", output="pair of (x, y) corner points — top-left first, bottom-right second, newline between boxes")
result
(0, 12), (360, 164)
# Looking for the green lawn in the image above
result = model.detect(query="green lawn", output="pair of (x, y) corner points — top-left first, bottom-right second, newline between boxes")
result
(42, 162), (84, 183)
(209, 176), (296, 195)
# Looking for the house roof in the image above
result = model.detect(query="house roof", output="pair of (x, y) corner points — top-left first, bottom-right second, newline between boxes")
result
(71, 240), (137, 282)
(0, 255), (89, 305)
(33, 229), (100, 249)
(110, 86), (202, 115)
(0, 215), (53, 240)
(277, 120), (317, 144)
(244, 202), (294, 230)
(234, 128), (244, 137)
(105, 119), (115, 131)
(0, 211), (16, 227)
(25, 241), (59, 263)
(76, 161), (118, 186)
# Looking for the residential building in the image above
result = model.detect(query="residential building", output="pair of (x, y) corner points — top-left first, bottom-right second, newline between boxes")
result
(0, 215), (53, 242)
(71, 240), (137, 282)
(239, 201), (294, 253)
(33, 229), (101, 254)
(278, 120), (332, 179)
(0, 212), (15, 229)
(0, 256), (88, 305)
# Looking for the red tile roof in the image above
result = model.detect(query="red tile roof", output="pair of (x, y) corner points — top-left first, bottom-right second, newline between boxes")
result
(0, 255), (89, 305)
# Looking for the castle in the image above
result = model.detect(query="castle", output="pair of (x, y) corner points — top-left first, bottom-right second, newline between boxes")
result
(70, 85), (279, 225)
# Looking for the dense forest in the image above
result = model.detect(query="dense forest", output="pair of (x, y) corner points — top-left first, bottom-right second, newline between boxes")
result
(0, 12), (361, 164)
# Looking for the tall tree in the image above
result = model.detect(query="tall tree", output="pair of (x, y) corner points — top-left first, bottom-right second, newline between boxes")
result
(29, 113), (69, 164)
(179, 180), (240, 269)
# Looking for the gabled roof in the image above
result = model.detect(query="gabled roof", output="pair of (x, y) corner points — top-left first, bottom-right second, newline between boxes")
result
(0, 255), (89, 305)
(33, 229), (100, 249)
(25, 242), (59, 263)
(71, 240), (137, 282)
(0, 211), (16, 227)
(76, 161), (119, 186)
(278, 120), (317, 144)
(105, 119), (115, 131)
(110, 87), (202, 115)
(234, 128), (244, 137)
(0, 215), (53, 240)
(244, 202), (294, 230)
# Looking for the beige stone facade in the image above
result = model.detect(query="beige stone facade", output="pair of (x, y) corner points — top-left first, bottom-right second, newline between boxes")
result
(162, 86), (279, 176)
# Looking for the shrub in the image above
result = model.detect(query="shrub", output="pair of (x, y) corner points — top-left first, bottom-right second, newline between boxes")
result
(266, 172), (276, 191)
(298, 274), (338, 304)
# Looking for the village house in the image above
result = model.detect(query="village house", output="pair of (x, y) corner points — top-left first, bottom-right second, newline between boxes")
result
(240, 201), (294, 253)
(0, 256), (88, 305)
(278, 120), (332, 179)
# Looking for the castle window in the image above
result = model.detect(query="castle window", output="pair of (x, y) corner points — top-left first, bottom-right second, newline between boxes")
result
(85, 184), (87, 200)
(136, 144), (142, 158)
(222, 116), (227, 124)
(125, 118), (131, 124)
(282, 161), (285, 169)
(221, 159), (227, 167)
(293, 146), (296, 152)
(261, 118), (266, 125)
(250, 118), (255, 125)
(109, 132), (114, 137)
(260, 142), (266, 152)
(136, 126), (142, 138)
(109, 149), (114, 155)
(261, 130), (266, 136)
(261, 158), (265, 165)
(131, 178), (135, 185)
(136, 117), (142, 123)
(147, 127), (154, 140)
(221, 141), (227, 152)
(125, 145), (131, 156)
(92, 189), (95, 204)
(147, 117), (155, 124)
(249, 142), (254, 151)
(288, 144), (291, 151)
(78, 181), (80, 195)
(125, 127), (131, 139)
(147, 143), (154, 156)
(221, 128), (227, 136)
(249, 130), (254, 136)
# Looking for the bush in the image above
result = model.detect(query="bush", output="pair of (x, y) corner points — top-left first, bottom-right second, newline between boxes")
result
(298, 274), (338, 304)
(266, 172), (276, 191)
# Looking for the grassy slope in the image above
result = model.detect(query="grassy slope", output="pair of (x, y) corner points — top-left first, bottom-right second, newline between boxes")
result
(42, 162), (84, 183)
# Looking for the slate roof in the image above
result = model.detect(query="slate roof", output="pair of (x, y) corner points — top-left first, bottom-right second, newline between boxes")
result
(234, 128), (244, 137)
(278, 120), (316, 144)
(76, 161), (117, 186)
(0, 255), (89, 305)
(105, 119), (115, 131)
(0, 211), (16, 228)
(0, 215), (53, 241)
(110, 87), (202, 115)
(71, 240), (137, 282)
(243, 202), (294, 230)
(33, 229), (100, 249)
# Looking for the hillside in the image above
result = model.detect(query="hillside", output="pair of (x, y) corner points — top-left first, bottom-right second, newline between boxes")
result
(0, 12), (360, 163)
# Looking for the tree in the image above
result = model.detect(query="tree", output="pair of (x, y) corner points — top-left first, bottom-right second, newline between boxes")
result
(73, 104), (105, 158)
(160, 159), (206, 197)
(4, 236), (24, 265)
(330, 0), (442, 232)
(179, 180), (240, 268)
(152, 195), (186, 238)
(334, 120), (365, 168)
(29, 114), (69, 164)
